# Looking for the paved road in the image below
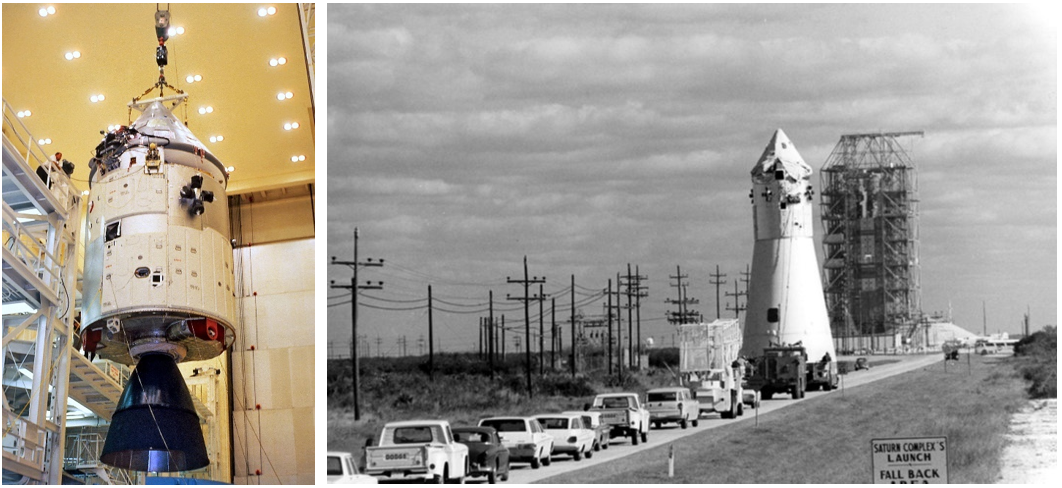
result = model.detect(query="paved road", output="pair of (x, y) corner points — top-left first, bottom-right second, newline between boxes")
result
(490, 353), (942, 484)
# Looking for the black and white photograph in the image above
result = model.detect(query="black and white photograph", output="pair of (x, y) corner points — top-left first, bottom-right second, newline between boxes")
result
(325, 3), (1055, 485)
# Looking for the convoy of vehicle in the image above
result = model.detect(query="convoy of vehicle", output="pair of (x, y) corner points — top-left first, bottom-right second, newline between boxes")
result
(533, 413), (596, 460)
(343, 328), (871, 483)
(453, 426), (510, 484)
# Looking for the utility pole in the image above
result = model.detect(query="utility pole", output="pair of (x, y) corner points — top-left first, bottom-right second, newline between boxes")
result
(725, 279), (747, 318)
(418, 335), (425, 356)
(606, 279), (614, 375)
(501, 315), (506, 360)
(551, 297), (557, 370)
(632, 265), (647, 368)
(538, 283), (549, 375)
(375, 335), (382, 358)
(329, 227), (382, 421)
(620, 265), (628, 367)
(666, 265), (699, 325)
(710, 265), (727, 319)
(740, 264), (751, 298)
(489, 290), (495, 375)
(507, 256), (545, 398)
(570, 275), (577, 378)
(428, 285), (434, 380)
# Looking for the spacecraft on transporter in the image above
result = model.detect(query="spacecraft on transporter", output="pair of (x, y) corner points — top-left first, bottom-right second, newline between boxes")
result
(740, 129), (836, 362)
(78, 7), (236, 472)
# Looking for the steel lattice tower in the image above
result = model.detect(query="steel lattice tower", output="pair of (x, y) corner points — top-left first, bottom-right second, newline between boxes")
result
(819, 132), (923, 343)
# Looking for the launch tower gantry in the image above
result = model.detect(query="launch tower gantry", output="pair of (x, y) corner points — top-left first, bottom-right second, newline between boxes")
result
(819, 132), (923, 343)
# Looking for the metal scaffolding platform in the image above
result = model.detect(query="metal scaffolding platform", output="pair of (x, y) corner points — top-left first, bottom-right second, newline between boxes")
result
(819, 132), (923, 343)
(3, 98), (83, 484)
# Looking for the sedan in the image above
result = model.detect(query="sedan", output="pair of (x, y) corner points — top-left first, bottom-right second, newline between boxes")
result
(453, 427), (509, 484)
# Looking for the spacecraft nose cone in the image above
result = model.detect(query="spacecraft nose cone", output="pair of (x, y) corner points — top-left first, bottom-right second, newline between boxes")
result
(752, 128), (809, 178)
(100, 353), (208, 472)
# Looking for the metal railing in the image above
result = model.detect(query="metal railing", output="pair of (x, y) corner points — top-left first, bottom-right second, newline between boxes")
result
(2, 98), (78, 211)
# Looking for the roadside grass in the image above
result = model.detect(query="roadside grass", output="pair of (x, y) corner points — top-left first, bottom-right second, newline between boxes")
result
(541, 353), (1028, 484)
(326, 354), (681, 454)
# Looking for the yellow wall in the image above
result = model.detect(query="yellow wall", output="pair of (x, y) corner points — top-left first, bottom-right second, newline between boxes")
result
(229, 189), (314, 484)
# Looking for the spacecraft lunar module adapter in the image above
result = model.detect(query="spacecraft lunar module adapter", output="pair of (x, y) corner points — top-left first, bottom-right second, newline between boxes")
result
(80, 94), (237, 472)
(740, 129), (836, 362)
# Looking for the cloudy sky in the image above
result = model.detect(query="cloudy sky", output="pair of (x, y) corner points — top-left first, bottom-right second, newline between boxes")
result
(326, 3), (1056, 357)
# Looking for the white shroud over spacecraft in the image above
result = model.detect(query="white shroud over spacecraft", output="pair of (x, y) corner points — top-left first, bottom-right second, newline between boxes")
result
(740, 129), (836, 362)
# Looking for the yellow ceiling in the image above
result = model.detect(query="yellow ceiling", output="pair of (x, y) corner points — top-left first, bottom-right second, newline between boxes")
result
(2, 3), (315, 195)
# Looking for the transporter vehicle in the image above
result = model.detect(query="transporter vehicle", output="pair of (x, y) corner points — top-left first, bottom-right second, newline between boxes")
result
(646, 387), (699, 429)
(363, 420), (469, 483)
(680, 320), (745, 418)
(563, 410), (610, 451)
(534, 413), (595, 461)
(452, 427), (510, 484)
(854, 357), (870, 370)
(748, 346), (807, 399)
(478, 417), (554, 469)
(326, 451), (378, 484)
(590, 393), (650, 445)
(807, 351), (840, 391)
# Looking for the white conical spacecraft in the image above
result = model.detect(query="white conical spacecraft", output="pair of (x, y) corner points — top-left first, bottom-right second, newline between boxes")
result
(740, 129), (835, 362)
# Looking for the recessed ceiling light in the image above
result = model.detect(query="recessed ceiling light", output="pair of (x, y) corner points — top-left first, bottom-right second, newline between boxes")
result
(217, 135), (224, 141)
(285, 91), (293, 99)
(90, 94), (105, 103)
(38, 138), (52, 145)
(39, 6), (55, 17)
(226, 166), (235, 172)
(17, 110), (31, 118)
(209, 135), (224, 143)
(291, 122), (300, 129)
(198, 106), (214, 114)
(268, 6), (277, 15)
(194, 74), (202, 82)
(276, 93), (285, 101)
(186, 74), (203, 84)
(277, 57), (287, 65)
(299, 155), (306, 161)
(284, 123), (292, 130)
(291, 155), (307, 162)
(82, 190), (90, 196)
(269, 58), (278, 67)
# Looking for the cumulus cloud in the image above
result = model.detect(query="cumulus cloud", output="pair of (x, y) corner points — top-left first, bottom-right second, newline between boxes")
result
(327, 3), (1056, 349)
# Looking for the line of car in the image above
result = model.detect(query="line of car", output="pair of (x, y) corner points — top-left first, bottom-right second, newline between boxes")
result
(327, 385), (763, 484)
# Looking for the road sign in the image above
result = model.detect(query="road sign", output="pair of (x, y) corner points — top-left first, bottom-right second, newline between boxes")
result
(871, 436), (948, 484)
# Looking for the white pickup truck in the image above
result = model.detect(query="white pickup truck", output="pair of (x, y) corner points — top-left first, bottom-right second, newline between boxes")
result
(363, 420), (469, 483)
(591, 392), (650, 445)
(326, 451), (377, 484)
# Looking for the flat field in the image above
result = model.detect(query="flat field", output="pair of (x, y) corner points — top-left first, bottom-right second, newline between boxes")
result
(540, 353), (1028, 484)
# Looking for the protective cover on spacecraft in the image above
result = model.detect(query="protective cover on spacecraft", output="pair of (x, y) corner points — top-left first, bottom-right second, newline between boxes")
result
(81, 100), (236, 365)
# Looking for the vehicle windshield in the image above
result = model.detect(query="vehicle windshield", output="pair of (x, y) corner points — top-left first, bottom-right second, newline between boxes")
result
(455, 431), (490, 443)
(480, 419), (527, 433)
(327, 456), (342, 476)
(647, 392), (677, 402)
(598, 397), (633, 408)
(538, 418), (568, 429)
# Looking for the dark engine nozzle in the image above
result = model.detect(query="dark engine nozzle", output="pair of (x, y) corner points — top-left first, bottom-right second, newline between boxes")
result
(100, 353), (208, 472)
